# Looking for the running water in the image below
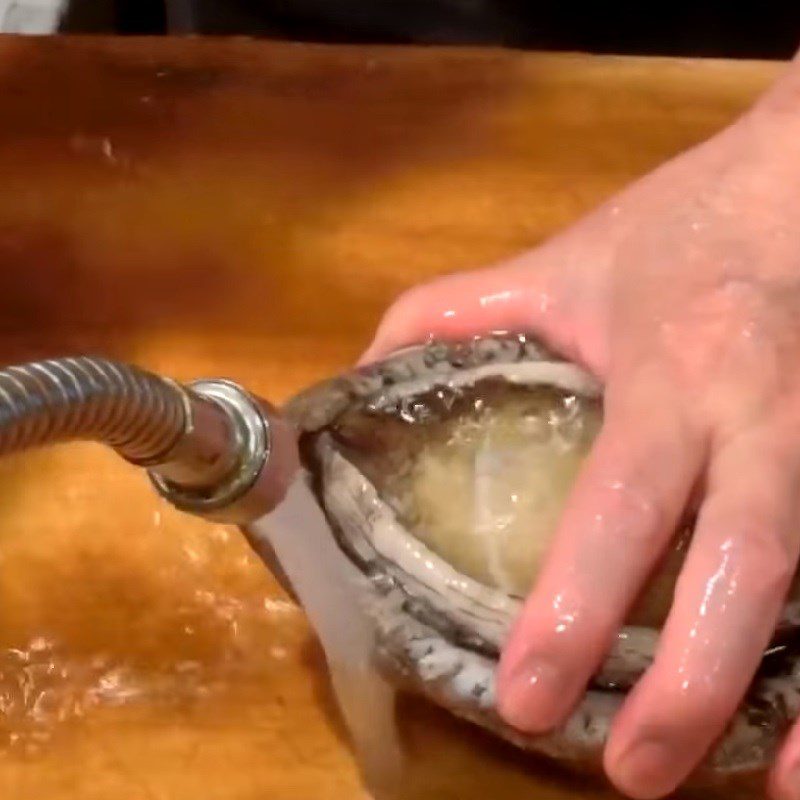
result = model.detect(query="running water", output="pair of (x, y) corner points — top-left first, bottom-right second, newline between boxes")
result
(245, 477), (403, 798)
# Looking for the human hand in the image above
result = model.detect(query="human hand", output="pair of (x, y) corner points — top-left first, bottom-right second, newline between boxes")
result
(361, 53), (800, 799)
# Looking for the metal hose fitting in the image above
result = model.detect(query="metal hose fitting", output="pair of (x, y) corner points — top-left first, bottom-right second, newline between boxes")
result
(0, 356), (299, 524)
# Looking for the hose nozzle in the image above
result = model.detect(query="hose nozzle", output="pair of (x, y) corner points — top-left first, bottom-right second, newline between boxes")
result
(148, 379), (299, 524)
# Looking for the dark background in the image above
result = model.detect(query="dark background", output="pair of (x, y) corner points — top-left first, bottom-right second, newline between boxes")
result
(62, 0), (800, 59)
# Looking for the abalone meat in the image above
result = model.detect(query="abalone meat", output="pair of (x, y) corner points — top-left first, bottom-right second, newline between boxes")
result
(257, 334), (800, 795)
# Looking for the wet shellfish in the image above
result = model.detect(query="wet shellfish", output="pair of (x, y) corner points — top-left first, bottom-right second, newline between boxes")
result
(262, 334), (800, 794)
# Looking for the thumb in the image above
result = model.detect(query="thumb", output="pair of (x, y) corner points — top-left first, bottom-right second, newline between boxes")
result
(360, 249), (607, 374)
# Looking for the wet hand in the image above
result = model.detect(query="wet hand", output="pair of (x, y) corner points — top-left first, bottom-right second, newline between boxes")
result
(362, 53), (800, 800)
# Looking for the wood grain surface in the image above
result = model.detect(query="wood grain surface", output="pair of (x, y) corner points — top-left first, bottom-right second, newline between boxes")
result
(0, 35), (783, 798)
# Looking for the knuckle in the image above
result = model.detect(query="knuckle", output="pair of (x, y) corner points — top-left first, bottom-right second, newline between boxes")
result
(653, 280), (790, 395)
(720, 518), (795, 599)
(531, 586), (616, 654)
(668, 685), (734, 729)
(740, 527), (794, 594)
(628, 682), (735, 741)
(595, 478), (665, 545)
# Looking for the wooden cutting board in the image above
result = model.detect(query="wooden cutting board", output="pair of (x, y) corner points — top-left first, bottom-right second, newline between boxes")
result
(0, 35), (782, 798)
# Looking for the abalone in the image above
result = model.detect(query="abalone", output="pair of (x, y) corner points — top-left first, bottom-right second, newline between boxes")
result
(276, 334), (800, 793)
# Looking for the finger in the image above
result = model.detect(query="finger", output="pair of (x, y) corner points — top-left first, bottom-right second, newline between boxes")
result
(360, 262), (557, 362)
(360, 238), (610, 372)
(496, 376), (702, 734)
(605, 432), (800, 800)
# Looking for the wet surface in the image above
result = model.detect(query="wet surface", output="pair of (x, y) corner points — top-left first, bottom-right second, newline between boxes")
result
(0, 35), (781, 798)
(0, 38), (775, 351)
(333, 381), (601, 599)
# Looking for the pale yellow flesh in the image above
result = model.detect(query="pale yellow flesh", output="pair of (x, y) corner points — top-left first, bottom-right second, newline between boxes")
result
(410, 394), (598, 598)
(389, 389), (693, 628)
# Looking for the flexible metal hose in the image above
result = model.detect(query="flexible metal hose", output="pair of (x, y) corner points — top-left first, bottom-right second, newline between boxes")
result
(0, 355), (299, 524)
(0, 356), (189, 462)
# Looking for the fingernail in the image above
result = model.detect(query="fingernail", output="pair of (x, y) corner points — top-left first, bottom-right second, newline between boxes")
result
(611, 739), (679, 800)
(497, 657), (570, 734)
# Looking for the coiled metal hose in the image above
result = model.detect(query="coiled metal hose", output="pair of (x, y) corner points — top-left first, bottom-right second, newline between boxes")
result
(0, 356), (189, 463)
(0, 355), (299, 525)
